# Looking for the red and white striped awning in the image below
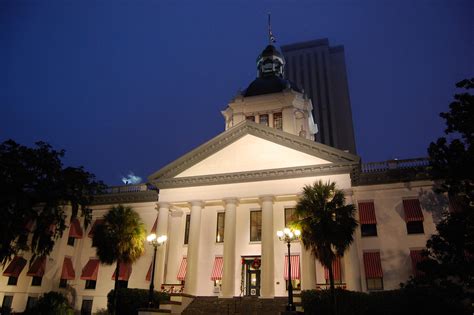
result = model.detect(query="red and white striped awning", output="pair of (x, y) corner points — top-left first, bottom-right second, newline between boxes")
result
(69, 218), (83, 239)
(88, 219), (104, 238)
(363, 252), (383, 278)
(112, 262), (132, 281)
(177, 257), (187, 281)
(211, 257), (223, 280)
(358, 202), (377, 224)
(403, 199), (424, 222)
(81, 258), (99, 280)
(61, 257), (76, 280)
(27, 256), (46, 277)
(284, 255), (300, 280)
(3, 256), (27, 277)
(410, 250), (424, 277)
(324, 256), (342, 281)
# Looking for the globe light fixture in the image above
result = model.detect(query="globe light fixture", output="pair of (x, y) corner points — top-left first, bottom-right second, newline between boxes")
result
(277, 227), (301, 313)
(147, 233), (167, 308)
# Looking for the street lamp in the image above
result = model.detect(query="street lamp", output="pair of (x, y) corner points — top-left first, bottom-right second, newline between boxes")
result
(277, 228), (301, 313)
(146, 233), (167, 308)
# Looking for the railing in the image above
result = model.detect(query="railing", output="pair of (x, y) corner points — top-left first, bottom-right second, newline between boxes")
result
(361, 158), (429, 173)
(316, 283), (347, 290)
(102, 183), (157, 194)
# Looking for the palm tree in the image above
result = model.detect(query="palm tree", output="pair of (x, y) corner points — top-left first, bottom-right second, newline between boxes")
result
(295, 180), (357, 315)
(93, 205), (146, 315)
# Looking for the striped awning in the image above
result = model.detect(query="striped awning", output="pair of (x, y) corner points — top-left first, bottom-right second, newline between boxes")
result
(3, 256), (27, 277)
(410, 250), (424, 277)
(324, 256), (342, 281)
(69, 218), (83, 239)
(61, 257), (76, 280)
(363, 252), (383, 278)
(146, 262), (153, 281)
(150, 217), (158, 234)
(358, 202), (377, 224)
(211, 257), (223, 280)
(88, 219), (104, 238)
(112, 262), (132, 281)
(403, 199), (424, 222)
(177, 257), (187, 281)
(284, 255), (300, 280)
(81, 258), (99, 280)
(27, 256), (46, 277)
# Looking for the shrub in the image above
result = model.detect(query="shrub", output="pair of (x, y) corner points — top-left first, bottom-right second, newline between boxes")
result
(301, 287), (470, 315)
(107, 288), (169, 315)
(23, 291), (74, 315)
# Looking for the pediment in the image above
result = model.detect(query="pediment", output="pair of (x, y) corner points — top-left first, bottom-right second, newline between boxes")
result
(148, 121), (359, 187)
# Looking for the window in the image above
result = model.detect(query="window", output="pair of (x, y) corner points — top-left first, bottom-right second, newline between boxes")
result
(366, 278), (383, 290)
(259, 114), (269, 126)
(246, 115), (255, 122)
(85, 280), (96, 290)
(361, 224), (377, 237)
(273, 112), (283, 130)
(81, 299), (93, 315)
(59, 278), (68, 288)
(31, 276), (42, 286)
(7, 277), (18, 286)
(285, 279), (301, 291)
(67, 236), (75, 246)
(216, 212), (225, 243)
(26, 296), (38, 310)
(184, 214), (191, 245)
(284, 208), (298, 227)
(2, 295), (13, 309)
(250, 211), (262, 242)
(407, 221), (424, 234)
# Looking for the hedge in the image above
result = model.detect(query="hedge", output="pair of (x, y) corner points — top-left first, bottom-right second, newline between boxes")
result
(301, 287), (470, 315)
(107, 288), (169, 315)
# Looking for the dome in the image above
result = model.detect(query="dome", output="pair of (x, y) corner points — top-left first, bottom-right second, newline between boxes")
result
(243, 75), (301, 97)
(258, 45), (283, 59)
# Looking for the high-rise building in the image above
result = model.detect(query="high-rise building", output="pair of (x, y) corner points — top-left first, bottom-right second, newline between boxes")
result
(282, 39), (357, 154)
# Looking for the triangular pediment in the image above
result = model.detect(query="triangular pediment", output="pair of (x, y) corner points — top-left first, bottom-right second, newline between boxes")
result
(148, 121), (359, 187)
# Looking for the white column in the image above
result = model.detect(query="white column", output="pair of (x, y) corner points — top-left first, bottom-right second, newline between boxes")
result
(221, 198), (238, 298)
(184, 200), (204, 296)
(259, 195), (275, 298)
(343, 192), (362, 291)
(155, 202), (170, 288)
(300, 246), (316, 290)
(165, 209), (183, 284)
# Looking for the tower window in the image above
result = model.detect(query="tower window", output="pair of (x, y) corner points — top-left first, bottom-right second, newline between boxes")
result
(259, 114), (269, 126)
(273, 112), (283, 130)
(246, 115), (255, 122)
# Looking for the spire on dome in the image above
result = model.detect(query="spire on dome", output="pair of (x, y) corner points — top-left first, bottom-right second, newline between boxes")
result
(268, 12), (276, 44)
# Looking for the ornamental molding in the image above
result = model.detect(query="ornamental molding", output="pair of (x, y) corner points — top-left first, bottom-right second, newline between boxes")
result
(91, 191), (158, 205)
(153, 162), (358, 189)
(148, 120), (359, 183)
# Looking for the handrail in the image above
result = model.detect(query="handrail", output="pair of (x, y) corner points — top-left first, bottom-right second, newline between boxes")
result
(361, 158), (429, 173)
(102, 183), (157, 194)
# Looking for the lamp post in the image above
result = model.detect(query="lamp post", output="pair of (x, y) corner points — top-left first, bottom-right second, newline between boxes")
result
(277, 228), (301, 313)
(146, 233), (167, 308)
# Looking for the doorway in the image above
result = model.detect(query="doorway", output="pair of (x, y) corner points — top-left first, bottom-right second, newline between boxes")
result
(242, 256), (261, 296)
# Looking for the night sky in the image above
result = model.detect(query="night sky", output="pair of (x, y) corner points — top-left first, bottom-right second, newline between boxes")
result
(1, 0), (473, 185)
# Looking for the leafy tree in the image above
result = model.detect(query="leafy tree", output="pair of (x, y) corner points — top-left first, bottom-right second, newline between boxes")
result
(408, 79), (474, 295)
(93, 205), (146, 315)
(0, 140), (104, 265)
(295, 180), (357, 315)
(23, 291), (74, 315)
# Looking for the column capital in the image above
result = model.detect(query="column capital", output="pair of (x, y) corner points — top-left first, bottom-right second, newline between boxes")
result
(223, 198), (239, 206)
(170, 209), (184, 217)
(259, 195), (275, 204)
(188, 200), (205, 208)
(157, 202), (171, 210)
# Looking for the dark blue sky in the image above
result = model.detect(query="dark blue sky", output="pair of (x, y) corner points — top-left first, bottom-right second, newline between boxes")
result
(2, 0), (473, 185)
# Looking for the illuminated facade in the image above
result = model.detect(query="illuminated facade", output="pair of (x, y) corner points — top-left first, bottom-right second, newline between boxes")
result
(0, 44), (441, 314)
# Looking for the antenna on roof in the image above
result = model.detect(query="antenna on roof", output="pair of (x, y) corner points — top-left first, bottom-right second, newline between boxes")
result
(268, 12), (276, 44)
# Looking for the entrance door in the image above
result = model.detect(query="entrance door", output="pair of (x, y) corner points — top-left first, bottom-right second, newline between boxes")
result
(246, 269), (261, 296)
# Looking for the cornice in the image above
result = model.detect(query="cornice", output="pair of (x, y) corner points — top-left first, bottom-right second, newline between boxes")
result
(148, 120), (359, 182)
(153, 162), (358, 189)
(91, 191), (158, 205)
